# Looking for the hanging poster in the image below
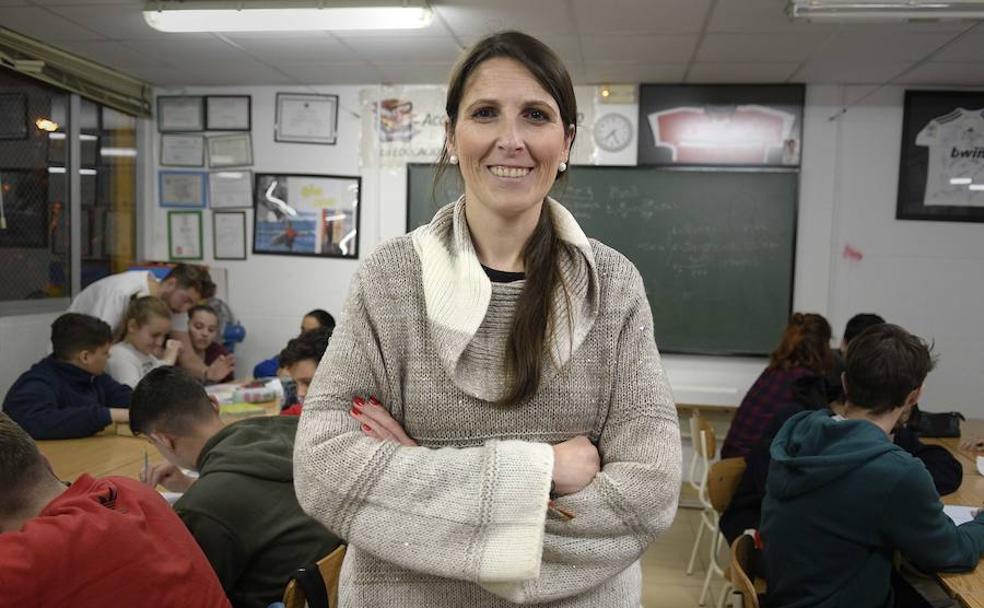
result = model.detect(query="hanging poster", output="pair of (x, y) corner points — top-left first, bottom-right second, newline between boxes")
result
(360, 86), (446, 168)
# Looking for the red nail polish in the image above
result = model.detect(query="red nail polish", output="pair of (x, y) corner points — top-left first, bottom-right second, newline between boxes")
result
(353, 396), (365, 406)
(361, 423), (372, 432)
(369, 396), (381, 405)
(351, 404), (363, 415)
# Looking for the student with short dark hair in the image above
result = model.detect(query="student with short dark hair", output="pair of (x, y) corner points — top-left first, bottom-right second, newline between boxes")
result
(0, 413), (231, 607)
(761, 324), (984, 608)
(826, 312), (887, 403)
(2, 313), (131, 439)
(278, 327), (331, 416)
(252, 309), (335, 379)
(131, 367), (340, 608)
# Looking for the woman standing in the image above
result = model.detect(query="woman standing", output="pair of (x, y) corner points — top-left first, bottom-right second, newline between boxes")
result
(295, 31), (680, 607)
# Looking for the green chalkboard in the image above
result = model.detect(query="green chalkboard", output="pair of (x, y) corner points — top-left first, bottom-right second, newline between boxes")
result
(406, 163), (797, 356)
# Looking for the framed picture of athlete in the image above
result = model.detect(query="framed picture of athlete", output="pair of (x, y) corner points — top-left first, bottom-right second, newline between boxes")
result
(897, 90), (984, 223)
(637, 84), (804, 167)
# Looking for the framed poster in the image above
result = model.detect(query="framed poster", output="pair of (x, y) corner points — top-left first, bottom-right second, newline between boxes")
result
(167, 210), (203, 260)
(213, 210), (247, 260)
(207, 133), (253, 168)
(209, 170), (252, 209)
(253, 173), (360, 258)
(206, 95), (251, 131)
(159, 170), (208, 208)
(157, 96), (205, 132)
(897, 90), (984, 222)
(0, 93), (28, 140)
(160, 134), (205, 167)
(275, 93), (338, 145)
(638, 84), (804, 167)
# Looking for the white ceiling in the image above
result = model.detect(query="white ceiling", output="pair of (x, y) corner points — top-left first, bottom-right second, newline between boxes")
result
(0, 0), (982, 87)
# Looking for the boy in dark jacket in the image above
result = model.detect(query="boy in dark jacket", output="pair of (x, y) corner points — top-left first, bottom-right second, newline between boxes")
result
(130, 367), (340, 608)
(3, 313), (131, 439)
(761, 324), (984, 608)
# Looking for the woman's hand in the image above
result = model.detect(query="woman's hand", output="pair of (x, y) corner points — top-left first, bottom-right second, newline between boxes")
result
(350, 396), (418, 446)
(551, 435), (600, 496)
(140, 462), (196, 493)
(162, 339), (183, 365)
(205, 354), (235, 382)
(960, 436), (984, 451)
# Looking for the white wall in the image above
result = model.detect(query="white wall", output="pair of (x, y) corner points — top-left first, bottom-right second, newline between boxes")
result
(4, 81), (975, 417)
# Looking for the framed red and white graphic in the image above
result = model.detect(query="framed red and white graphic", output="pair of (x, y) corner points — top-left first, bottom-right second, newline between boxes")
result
(638, 85), (804, 167)
(898, 90), (984, 223)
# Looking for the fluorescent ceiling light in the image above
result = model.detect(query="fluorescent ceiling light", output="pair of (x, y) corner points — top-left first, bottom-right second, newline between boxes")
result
(143, 1), (432, 32)
(788, 0), (984, 21)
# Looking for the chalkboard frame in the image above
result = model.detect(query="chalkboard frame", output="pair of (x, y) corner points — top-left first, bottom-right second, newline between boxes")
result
(404, 162), (799, 357)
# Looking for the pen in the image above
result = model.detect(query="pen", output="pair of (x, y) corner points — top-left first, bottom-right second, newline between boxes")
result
(143, 449), (149, 483)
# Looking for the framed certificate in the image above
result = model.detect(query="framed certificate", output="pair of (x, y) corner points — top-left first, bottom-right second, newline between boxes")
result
(208, 133), (253, 168)
(209, 170), (253, 209)
(275, 93), (338, 145)
(160, 134), (205, 167)
(157, 96), (205, 132)
(213, 210), (248, 260)
(159, 170), (208, 208)
(206, 95), (251, 131)
(167, 210), (203, 260)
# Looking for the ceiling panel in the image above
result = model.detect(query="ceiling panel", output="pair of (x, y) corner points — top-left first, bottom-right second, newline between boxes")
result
(116, 35), (247, 64)
(707, 0), (835, 33)
(220, 35), (356, 65)
(52, 40), (169, 70)
(686, 62), (800, 83)
(795, 60), (912, 84)
(277, 62), (383, 85)
(378, 62), (458, 84)
(335, 35), (461, 63)
(817, 30), (958, 63)
(42, 4), (173, 41)
(570, 0), (712, 34)
(583, 62), (687, 84)
(0, 6), (105, 41)
(931, 29), (984, 62)
(435, 0), (576, 37)
(696, 32), (833, 63)
(894, 62), (984, 85)
(580, 34), (698, 63)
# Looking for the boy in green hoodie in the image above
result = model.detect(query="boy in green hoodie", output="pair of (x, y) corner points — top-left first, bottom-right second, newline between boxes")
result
(130, 367), (341, 608)
(761, 323), (984, 608)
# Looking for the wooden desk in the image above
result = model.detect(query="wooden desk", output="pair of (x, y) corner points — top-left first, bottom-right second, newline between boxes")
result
(926, 419), (984, 608)
(37, 400), (279, 483)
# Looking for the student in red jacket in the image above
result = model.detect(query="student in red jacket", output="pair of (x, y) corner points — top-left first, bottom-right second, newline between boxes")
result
(0, 413), (230, 608)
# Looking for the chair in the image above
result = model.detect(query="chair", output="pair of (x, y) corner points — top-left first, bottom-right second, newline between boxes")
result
(730, 532), (761, 608)
(283, 545), (347, 608)
(697, 457), (748, 607)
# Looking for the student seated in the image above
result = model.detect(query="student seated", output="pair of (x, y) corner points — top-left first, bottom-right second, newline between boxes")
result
(3, 313), (131, 439)
(106, 296), (183, 388)
(252, 309), (335, 379)
(722, 312), (834, 458)
(761, 324), (984, 608)
(277, 327), (332, 416)
(826, 313), (886, 403)
(0, 413), (230, 607)
(131, 367), (341, 608)
(186, 304), (235, 384)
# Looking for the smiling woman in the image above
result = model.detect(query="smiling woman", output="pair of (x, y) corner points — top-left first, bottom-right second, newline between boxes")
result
(294, 31), (681, 608)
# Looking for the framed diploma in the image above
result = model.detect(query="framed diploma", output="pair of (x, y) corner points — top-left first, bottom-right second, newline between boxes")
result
(209, 170), (252, 209)
(213, 210), (248, 260)
(253, 172), (360, 259)
(157, 96), (205, 132)
(160, 134), (205, 167)
(275, 92), (338, 145)
(159, 170), (208, 208)
(206, 95), (251, 131)
(167, 210), (203, 260)
(208, 133), (253, 168)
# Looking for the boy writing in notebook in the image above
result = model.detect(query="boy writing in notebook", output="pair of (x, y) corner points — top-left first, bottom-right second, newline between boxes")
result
(3, 313), (131, 439)
(761, 323), (984, 608)
(131, 367), (340, 608)
(0, 413), (230, 607)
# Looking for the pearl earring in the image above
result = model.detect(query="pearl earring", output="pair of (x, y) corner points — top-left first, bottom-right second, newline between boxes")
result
(449, 154), (458, 165)
(558, 161), (568, 173)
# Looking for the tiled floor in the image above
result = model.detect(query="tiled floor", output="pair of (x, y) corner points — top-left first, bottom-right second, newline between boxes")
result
(641, 506), (731, 608)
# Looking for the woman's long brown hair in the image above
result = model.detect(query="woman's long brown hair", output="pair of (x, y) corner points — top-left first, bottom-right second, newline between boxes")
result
(768, 312), (834, 374)
(436, 31), (577, 406)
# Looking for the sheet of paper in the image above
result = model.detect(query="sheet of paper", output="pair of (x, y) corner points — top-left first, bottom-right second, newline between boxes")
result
(159, 491), (183, 505)
(943, 505), (979, 526)
(977, 456), (984, 477)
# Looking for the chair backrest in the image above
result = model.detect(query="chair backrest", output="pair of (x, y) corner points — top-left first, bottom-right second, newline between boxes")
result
(707, 457), (747, 513)
(283, 545), (347, 608)
(730, 534), (760, 608)
(696, 417), (717, 460)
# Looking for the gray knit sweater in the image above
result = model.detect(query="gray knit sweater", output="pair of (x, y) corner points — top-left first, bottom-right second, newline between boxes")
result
(294, 198), (681, 607)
